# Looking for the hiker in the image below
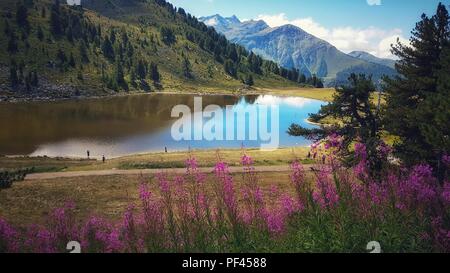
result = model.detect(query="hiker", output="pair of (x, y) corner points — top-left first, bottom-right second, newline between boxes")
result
(87, 150), (90, 159)
(102, 155), (106, 163)
(165, 146), (168, 153)
(307, 151), (311, 159)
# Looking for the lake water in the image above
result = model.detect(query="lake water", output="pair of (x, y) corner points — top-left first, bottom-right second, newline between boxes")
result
(0, 94), (324, 158)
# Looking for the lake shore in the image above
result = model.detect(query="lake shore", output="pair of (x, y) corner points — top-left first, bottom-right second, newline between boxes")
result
(0, 146), (313, 173)
(0, 86), (335, 103)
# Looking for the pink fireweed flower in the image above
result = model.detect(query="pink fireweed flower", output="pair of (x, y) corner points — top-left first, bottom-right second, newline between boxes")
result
(312, 166), (339, 209)
(214, 161), (238, 215)
(185, 156), (207, 185)
(197, 193), (208, 211)
(0, 218), (19, 253)
(442, 154), (450, 167)
(377, 141), (392, 158)
(324, 133), (342, 151)
(431, 217), (450, 252)
(441, 181), (450, 205)
(121, 204), (144, 253)
(254, 187), (264, 204)
(269, 185), (279, 198)
(185, 157), (199, 170)
(24, 225), (56, 253)
(139, 183), (151, 201)
(265, 210), (285, 234)
(290, 161), (309, 207)
(408, 164), (437, 204)
(290, 161), (305, 184)
(354, 142), (367, 160)
(106, 227), (124, 253)
(156, 173), (170, 193)
(241, 154), (254, 166)
(280, 194), (303, 215)
(82, 216), (123, 253)
(48, 203), (78, 245)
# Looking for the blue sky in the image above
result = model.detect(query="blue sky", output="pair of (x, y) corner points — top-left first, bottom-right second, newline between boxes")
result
(168, 0), (450, 58)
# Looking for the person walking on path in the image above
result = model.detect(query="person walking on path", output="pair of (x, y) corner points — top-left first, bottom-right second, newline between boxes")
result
(102, 155), (106, 163)
(87, 150), (90, 159)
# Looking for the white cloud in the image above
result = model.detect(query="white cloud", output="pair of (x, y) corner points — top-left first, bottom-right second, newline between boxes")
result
(255, 13), (408, 59)
(367, 0), (382, 6)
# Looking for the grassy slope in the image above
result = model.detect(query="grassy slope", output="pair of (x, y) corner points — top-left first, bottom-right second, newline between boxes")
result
(0, 0), (300, 98)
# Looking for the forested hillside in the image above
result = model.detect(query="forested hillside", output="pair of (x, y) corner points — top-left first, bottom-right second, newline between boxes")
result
(0, 0), (306, 101)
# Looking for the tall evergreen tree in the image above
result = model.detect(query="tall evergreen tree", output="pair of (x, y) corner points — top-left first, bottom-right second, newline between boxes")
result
(50, 0), (62, 36)
(150, 62), (161, 84)
(3, 19), (10, 35)
(16, 2), (29, 31)
(243, 74), (254, 86)
(79, 41), (89, 63)
(182, 56), (193, 79)
(160, 26), (176, 45)
(298, 74), (306, 84)
(69, 53), (76, 67)
(115, 63), (128, 91)
(224, 59), (237, 78)
(36, 26), (44, 41)
(383, 3), (450, 168)
(31, 71), (38, 87)
(289, 74), (384, 173)
(9, 61), (19, 89)
(137, 60), (147, 80)
(7, 32), (18, 54)
(102, 37), (115, 61)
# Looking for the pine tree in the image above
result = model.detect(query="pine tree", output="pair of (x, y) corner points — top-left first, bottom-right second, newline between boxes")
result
(3, 19), (10, 35)
(110, 29), (116, 44)
(244, 74), (254, 86)
(160, 26), (176, 45)
(150, 62), (161, 84)
(182, 56), (193, 79)
(50, 0), (62, 36)
(37, 26), (44, 41)
(16, 2), (29, 31)
(247, 53), (262, 74)
(130, 68), (137, 88)
(316, 78), (324, 88)
(25, 72), (32, 92)
(137, 60), (147, 80)
(7, 32), (18, 54)
(77, 70), (83, 81)
(383, 3), (450, 168)
(66, 27), (74, 43)
(79, 41), (90, 63)
(289, 74), (383, 173)
(56, 48), (67, 67)
(9, 61), (19, 88)
(69, 53), (76, 67)
(31, 71), (38, 87)
(115, 63), (128, 91)
(298, 74), (306, 84)
(102, 37), (115, 61)
(224, 60), (237, 78)
(41, 6), (46, 18)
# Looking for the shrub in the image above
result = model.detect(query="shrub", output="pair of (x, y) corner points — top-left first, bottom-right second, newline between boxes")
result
(0, 169), (29, 189)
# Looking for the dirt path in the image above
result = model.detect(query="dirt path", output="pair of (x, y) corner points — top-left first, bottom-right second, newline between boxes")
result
(25, 165), (314, 180)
